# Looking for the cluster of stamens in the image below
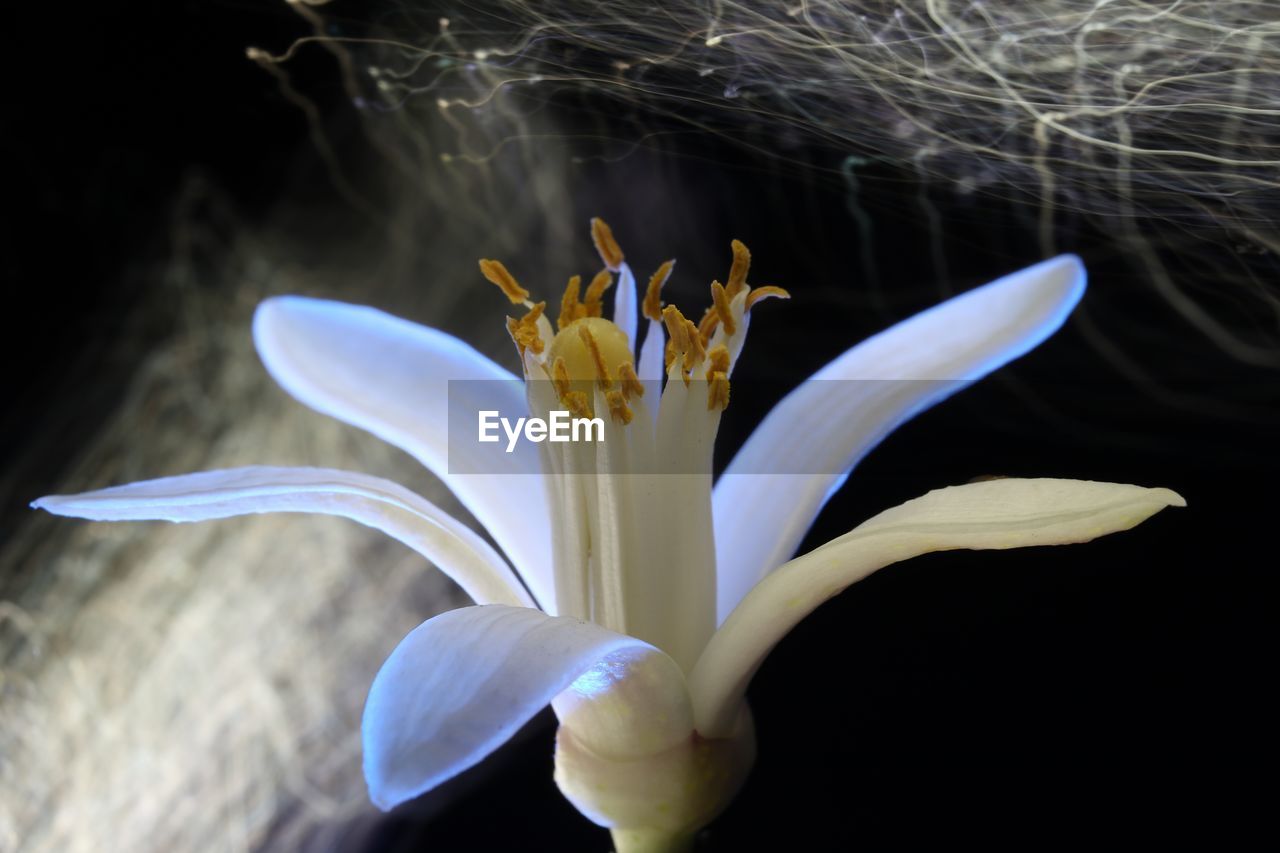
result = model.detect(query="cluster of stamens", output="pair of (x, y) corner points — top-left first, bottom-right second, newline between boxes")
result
(479, 218), (789, 422)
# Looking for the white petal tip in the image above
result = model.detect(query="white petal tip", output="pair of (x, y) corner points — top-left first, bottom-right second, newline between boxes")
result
(30, 495), (79, 517)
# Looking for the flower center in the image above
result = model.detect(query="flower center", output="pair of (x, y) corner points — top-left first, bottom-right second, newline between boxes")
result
(477, 217), (793, 670)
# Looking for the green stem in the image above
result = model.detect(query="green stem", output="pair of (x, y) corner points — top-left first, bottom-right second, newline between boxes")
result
(610, 827), (696, 853)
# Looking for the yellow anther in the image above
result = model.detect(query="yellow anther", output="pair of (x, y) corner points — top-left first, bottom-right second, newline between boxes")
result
(558, 275), (583, 330)
(577, 323), (614, 389)
(617, 361), (645, 398)
(552, 356), (572, 400)
(697, 306), (719, 344)
(591, 217), (625, 272)
(706, 344), (730, 378)
(479, 259), (529, 304)
(682, 318), (705, 373)
(563, 390), (593, 419)
(707, 371), (730, 410)
(662, 305), (691, 356)
(505, 301), (547, 357)
(643, 260), (674, 321)
(745, 285), (791, 310)
(725, 239), (751, 298)
(710, 280), (737, 336)
(583, 268), (613, 318)
(606, 389), (634, 424)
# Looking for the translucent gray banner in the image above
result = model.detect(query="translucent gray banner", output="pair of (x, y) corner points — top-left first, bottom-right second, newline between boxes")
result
(446, 378), (972, 475)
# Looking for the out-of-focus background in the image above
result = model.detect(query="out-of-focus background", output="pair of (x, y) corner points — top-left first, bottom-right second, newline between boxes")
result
(2, 1), (1275, 850)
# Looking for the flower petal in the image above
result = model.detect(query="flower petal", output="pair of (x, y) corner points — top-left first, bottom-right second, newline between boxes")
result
(253, 296), (555, 610)
(691, 478), (1184, 735)
(32, 466), (535, 607)
(712, 256), (1086, 622)
(362, 604), (677, 810)
(613, 262), (639, 355)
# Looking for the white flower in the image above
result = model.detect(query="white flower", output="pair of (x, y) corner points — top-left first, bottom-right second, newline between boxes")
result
(35, 220), (1183, 853)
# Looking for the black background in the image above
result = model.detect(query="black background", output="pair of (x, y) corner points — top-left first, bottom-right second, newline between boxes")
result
(5, 1), (1272, 850)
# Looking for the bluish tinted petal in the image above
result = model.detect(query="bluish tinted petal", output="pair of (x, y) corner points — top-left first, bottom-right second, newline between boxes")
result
(253, 296), (555, 610)
(613, 262), (639, 356)
(362, 605), (675, 810)
(33, 466), (534, 607)
(692, 478), (1184, 735)
(712, 256), (1086, 623)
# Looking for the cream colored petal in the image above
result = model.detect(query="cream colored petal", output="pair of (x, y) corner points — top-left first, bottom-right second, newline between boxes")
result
(691, 478), (1184, 735)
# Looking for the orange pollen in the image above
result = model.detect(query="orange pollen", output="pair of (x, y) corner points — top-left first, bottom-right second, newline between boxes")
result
(558, 275), (583, 330)
(706, 344), (730, 377)
(479, 259), (529, 304)
(618, 362), (645, 398)
(606, 390), (634, 424)
(563, 390), (592, 419)
(577, 324), (614, 389)
(591, 217), (625, 272)
(711, 280), (737, 336)
(583, 268), (613, 318)
(708, 372), (730, 410)
(662, 305), (691, 362)
(643, 260), (674, 321)
(505, 301), (546, 357)
(697, 306), (719, 344)
(745, 285), (791, 310)
(725, 239), (751, 299)
(682, 318), (705, 373)
(552, 356), (572, 400)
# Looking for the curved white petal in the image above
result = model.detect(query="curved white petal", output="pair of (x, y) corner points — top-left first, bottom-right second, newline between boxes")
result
(362, 605), (677, 810)
(713, 256), (1087, 623)
(32, 466), (535, 608)
(613, 262), (639, 355)
(253, 296), (554, 610)
(692, 478), (1184, 735)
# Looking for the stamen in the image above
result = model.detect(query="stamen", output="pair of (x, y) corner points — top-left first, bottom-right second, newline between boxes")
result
(558, 275), (583, 330)
(662, 305), (691, 365)
(697, 306), (719, 344)
(505, 301), (547, 357)
(682, 318), (705, 373)
(577, 324), (614, 389)
(725, 239), (751, 298)
(552, 357), (573, 400)
(643, 260), (674, 321)
(707, 372), (730, 410)
(710, 280), (737, 336)
(606, 390), (634, 424)
(706, 344), (730, 378)
(479, 259), (529, 304)
(745, 285), (791, 310)
(583, 269), (613, 318)
(563, 390), (592, 419)
(591, 217), (625, 272)
(618, 362), (645, 398)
